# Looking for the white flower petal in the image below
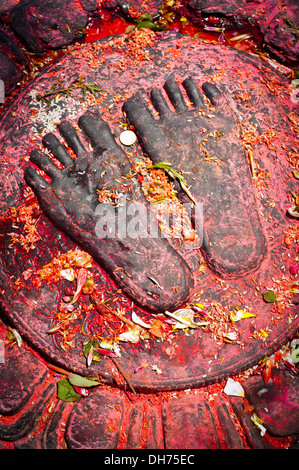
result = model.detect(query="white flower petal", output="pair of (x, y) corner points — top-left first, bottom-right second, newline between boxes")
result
(224, 378), (245, 397)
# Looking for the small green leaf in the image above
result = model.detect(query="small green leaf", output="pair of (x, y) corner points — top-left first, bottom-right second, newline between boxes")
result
(125, 24), (136, 33)
(136, 20), (158, 31)
(57, 378), (81, 402)
(263, 291), (278, 303)
(147, 162), (196, 203)
(83, 338), (102, 363)
(67, 373), (100, 388)
(139, 13), (153, 21)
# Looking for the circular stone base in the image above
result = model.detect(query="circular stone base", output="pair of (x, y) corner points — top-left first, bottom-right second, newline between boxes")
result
(0, 31), (298, 391)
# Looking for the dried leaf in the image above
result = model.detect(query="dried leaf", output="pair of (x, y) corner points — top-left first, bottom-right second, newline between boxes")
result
(94, 347), (119, 358)
(291, 341), (299, 363)
(48, 324), (61, 334)
(8, 327), (22, 347)
(117, 326), (140, 344)
(164, 309), (209, 329)
(72, 385), (89, 397)
(83, 338), (102, 363)
(230, 33), (252, 42)
(92, 338), (121, 357)
(262, 359), (272, 384)
(287, 205), (299, 218)
(251, 413), (267, 436)
(263, 291), (278, 303)
(134, 364), (148, 373)
(230, 309), (256, 322)
(149, 318), (166, 338)
(223, 331), (238, 342)
(87, 345), (94, 367)
(151, 364), (162, 374)
(69, 268), (88, 304)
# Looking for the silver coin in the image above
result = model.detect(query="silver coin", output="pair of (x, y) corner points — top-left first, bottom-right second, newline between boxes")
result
(119, 130), (137, 146)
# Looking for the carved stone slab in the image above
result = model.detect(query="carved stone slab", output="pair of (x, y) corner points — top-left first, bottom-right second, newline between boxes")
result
(0, 31), (298, 391)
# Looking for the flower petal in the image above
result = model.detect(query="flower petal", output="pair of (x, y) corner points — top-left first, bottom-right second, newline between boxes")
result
(224, 378), (245, 397)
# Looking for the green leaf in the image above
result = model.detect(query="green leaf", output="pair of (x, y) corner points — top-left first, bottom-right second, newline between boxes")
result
(263, 291), (278, 303)
(125, 24), (136, 33)
(67, 373), (100, 388)
(136, 20), (158, 31)
(147, 162), (196, 203)
(83, 338), (102, 363)
(139, 13), (153, 21)
(57, 378), (81, 402)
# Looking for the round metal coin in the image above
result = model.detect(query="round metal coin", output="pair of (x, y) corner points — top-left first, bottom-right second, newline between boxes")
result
(119, 130), (137, 146)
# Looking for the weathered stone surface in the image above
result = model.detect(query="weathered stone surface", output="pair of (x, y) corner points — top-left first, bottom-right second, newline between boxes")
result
(174, 0), (299, 63)
(122, 400), (144, 448)
(9, 0), (94, 52)
(0, 382), (56, 441)
(215, 398), (246, 448)
(0, 322), (297, 448)
(0, 1), (19, 16)
(0, 20), (27, 96)
(243, 369), (299, 437)
(41, 399), (71, 449)
(163, 395), (221, 448)
(0, 20), (29, 68)
(0, 32), (298, 393)
(144, 402), (164, 449)
(229, 396), (274, 449)
(65, 388), (124, 448)
(0, 345), (48, 416)
(0, 50), (22, 97)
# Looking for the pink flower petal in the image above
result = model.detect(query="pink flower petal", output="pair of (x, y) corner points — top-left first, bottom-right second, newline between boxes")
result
(73, 385), (89, 397)
(290, 264), (299, 275)
(94, 347), (118, 358)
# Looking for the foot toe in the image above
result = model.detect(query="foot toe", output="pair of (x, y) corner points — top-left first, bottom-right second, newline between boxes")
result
(29, 149), (61, 182)
(42, 133), (74, 169)
(182, 78), (205, 108)
(24, 165), (50, 191)
(58, 121), (87, 158)
(164, 78), (188, 113)
(202, 82), (223, 106)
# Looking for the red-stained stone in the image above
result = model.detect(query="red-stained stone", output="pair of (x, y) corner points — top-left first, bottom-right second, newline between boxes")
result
(0, 2), (298, 450)
(9, 0), (97, 52)
(0, 32), (298, 393)
(162, 395), (221, 448)
(174, 0), (299, 63)
(243, 369), (299, 437)
(229, 396), (274, 449)
(0, 50), (23, 96)
(65, 388), (124, 449)
(0, 344), (48, 416)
